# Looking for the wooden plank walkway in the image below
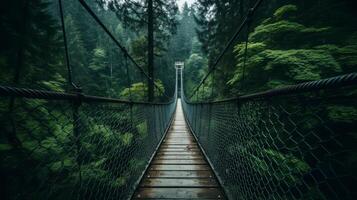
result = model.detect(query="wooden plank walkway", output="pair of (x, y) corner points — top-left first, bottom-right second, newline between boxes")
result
(133, 100), (225, 199)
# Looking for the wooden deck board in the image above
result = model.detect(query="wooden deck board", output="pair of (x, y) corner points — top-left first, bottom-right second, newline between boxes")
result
(150, 164), (210, 171)
(133, 188), (224, 199)
(132, 100), (225, 199)
(140, 178), (219, 187)
(156, 155), (203, 160)
(152, 159), (206, 165)
(147, 170), (214, 178)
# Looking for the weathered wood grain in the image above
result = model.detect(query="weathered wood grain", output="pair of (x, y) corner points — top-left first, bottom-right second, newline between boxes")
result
(132, 100), (225, 199)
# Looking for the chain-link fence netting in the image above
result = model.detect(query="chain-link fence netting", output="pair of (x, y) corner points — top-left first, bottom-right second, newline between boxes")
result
(0, 95), (176, 200)
(182, 86), (356, 200)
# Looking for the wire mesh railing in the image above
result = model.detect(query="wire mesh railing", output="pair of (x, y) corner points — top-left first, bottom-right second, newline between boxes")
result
(181, 0), (357, 198)
(0, 0), (178, 198)
(0, 85), (177, 200)
(182, 70), (357, 200)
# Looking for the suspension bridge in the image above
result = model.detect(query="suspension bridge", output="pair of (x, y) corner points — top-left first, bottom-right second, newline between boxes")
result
(1, 0), (356, 199)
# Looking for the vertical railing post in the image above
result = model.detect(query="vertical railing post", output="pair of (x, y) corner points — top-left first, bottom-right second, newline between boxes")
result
(147, 0), (154, 102)
(59, 2), (83, 191)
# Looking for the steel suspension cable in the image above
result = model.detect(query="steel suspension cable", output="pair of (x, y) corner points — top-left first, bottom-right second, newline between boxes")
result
(240, 9), (253, 91)
(188, 0), (264, 99)
(124, 54), (133, 101)
(77, 0), (170, 100)
(58, 0), (77, 89)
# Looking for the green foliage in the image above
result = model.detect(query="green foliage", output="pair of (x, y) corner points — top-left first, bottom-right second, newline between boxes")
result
(250, 20), (330, 48)
(136, 121), (148, 139)
(129, 158), (146, 172)
(113, 176), (126, 187)
(89, 48), (107, 71)
(131, 36), (148, 66)
(184, 53), (208, 95)
(230, 46), (341, 90)
(314, 44), (357, 73)
(273, 4), (298, 20)
(120, 80), (165, 101)
(229, 4), (353, 93)
(49, 159), (74, 172)
(65, 14), (87, 72)
(120, 132), (134, 146)
(0, 0), (177, 199)
(228, 143), (310, 186)
(220, 3), (357, 199)
(41, 73), (66, 92)
(327, 106), (357, 123)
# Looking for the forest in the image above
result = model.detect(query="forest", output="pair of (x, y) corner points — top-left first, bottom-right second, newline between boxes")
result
(0, 0), (356, 199)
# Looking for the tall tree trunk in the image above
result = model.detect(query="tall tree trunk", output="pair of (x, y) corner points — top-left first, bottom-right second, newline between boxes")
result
(7, 0), (30, 147)
(148, 0), (154, 102)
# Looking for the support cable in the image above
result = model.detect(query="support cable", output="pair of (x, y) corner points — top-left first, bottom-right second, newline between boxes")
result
(124, 54), (133, 102)
(58, 0), (77, 89)
(241, 8), (253, 91)
(77, 0), (169, 100)
(188, 0), (264, 99)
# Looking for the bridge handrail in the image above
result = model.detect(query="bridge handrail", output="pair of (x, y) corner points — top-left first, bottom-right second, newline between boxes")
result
(184, 73), (357, 105)
(0, 85), (175, 106)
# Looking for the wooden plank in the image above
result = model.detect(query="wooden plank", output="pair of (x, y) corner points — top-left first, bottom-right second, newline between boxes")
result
(157, 152), (201, 156)
(134, 188), (224, 199)
(159, 147), (199, 150)
(160, 148), (198, 151)
(171, 129), (188, 131)
(165, 138), (192, 141)
(160, 145), (199, 149)
(165, 137), (193, 140)
(167, 135), (191, 138)
(165, 137), (194, 140)
(147, 170), (214, 178)
(167, 133), (190, 135)
(170, 130), (188, 132)
(156, 155), (203, 160)
(150, 164), (210, 171)
(133, 100), (226, 200)
(166, 134), (191, 137)
(159, 148), (200, 152)
(164, 139), (195, 143)
(166, 135), (192, 138)
(140, 178), (218, 187)
(152, 159), (206, 165)
(161, 145), (197, 147)
(163, 142), (196, 145)
(161, 144), (198, 147)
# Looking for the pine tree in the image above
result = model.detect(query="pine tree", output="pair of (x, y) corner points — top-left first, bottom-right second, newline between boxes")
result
(0, 0), (64, 88)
